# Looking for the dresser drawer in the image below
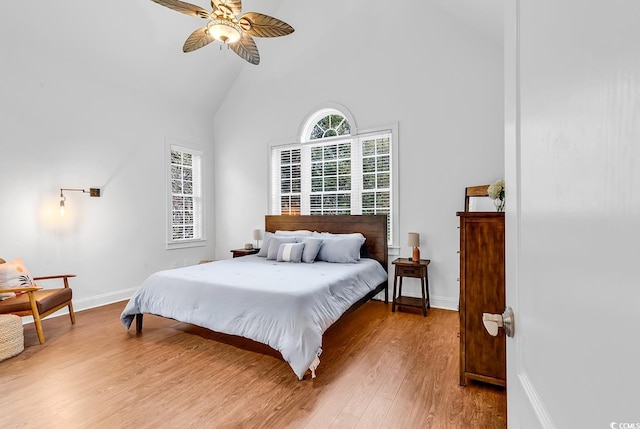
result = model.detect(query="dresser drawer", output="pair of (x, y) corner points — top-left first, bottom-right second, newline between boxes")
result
(396, 264), (424, 278)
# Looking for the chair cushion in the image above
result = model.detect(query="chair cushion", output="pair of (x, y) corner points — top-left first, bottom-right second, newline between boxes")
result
(0, 288), (72, 314)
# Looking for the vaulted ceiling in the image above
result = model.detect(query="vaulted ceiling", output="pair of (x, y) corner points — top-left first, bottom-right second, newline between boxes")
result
(432, 0), (503, 45)
(1, 0), (502, 116)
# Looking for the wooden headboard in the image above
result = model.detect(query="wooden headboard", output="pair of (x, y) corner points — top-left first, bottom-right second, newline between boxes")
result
(265, 215), (388, 270)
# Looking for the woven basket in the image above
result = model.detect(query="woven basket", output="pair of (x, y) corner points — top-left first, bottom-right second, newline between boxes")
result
(0, 314), (24, 361)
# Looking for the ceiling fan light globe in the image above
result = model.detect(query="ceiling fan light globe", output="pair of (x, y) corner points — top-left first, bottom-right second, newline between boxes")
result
(208, 18), (242, 44)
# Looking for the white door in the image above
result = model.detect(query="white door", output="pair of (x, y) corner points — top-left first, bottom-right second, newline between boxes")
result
(505, 0), (640, 427)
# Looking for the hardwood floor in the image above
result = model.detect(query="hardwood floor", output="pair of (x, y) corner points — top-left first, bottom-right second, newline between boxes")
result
(0, 302), (506, 428)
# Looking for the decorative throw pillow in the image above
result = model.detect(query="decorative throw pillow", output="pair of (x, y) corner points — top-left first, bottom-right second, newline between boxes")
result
(0, 258), (35, 300)
(300, 237), (323, 263)
(267, 237), (297, 260)
(276, 242), (305, 263)
(316, 236), (366, 263)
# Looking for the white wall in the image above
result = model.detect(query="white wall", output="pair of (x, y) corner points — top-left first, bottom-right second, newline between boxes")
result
(0, 3), (216, 310)
(212, 0), (504, 308)
(0, 0), (503, 312)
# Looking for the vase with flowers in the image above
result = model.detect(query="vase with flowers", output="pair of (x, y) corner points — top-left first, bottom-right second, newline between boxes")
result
(488, 179), (505, 212)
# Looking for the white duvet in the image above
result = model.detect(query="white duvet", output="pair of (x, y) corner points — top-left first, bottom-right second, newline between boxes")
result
(120, 256), (387, 379)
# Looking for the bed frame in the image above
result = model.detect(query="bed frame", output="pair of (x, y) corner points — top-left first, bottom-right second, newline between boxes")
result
(134, 214), (389, 332)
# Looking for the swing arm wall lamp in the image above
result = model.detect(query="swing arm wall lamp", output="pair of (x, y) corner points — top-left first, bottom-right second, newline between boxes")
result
(59, 187), (101, 216)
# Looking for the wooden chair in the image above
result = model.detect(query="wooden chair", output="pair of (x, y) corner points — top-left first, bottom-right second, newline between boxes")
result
(0, 258), (76, 344)
(464, 184), (490, 211)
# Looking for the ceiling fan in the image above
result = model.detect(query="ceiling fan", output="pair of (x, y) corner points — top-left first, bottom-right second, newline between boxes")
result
(150, 0), (294, 65)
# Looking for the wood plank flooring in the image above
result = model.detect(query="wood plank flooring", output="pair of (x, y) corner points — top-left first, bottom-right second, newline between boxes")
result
(0, 302), (506, 428)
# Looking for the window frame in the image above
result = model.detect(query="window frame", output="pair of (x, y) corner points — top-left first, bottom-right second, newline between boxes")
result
(166, 140), (206, 250)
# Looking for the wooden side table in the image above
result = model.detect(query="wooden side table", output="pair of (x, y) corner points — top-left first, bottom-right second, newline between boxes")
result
(391, 258), (431, 317)
(230, 248), (259, 258)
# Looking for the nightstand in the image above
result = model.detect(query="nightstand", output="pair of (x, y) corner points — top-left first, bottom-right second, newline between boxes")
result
(230, 248), (259, 258)
(391, 258), (431, 317)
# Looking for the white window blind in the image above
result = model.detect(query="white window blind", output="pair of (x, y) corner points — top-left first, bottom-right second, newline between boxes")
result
(360, 134), (392, 242)
(308, 139), (353, 216)
(168, 144), (203, 247)
(277, 147), (301, 215)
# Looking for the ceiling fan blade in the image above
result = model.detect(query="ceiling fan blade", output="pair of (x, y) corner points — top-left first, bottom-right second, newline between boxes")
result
(150, 0), (210, 19)
(183, 27), (215, 53)
(211, 0), (242, 16)
(238, 12), (294, 38)
(230, 33), (260, 65)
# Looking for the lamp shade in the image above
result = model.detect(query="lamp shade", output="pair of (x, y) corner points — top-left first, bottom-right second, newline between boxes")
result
(253, 229), (262, 240)
(407, 232), (420, 247)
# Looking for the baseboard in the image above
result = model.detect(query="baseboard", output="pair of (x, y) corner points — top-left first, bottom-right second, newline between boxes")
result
(371, 293), (458, 311)
(73, 287), (138, 311)
(429, 295), (459, 311)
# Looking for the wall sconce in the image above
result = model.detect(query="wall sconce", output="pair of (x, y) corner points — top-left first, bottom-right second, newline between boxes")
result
(253, 229), (262, 249)
(408, 232), (421, 262)
(59, 188), (101, 216)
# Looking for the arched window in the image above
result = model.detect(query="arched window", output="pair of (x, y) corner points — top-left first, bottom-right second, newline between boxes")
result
(271, 105), (397, 245)
(299, 106), (356, 142)
(304, 110), (351, 141)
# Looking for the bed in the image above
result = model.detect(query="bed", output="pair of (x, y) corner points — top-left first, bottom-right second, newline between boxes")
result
(120, 215), (389, 379)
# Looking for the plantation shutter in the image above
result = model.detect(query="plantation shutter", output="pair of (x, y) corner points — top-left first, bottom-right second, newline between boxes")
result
(170, 145), (203, 242)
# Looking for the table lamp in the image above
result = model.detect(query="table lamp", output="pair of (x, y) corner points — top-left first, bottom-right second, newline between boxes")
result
(253, 229), (262, 249)
(408, 232), (420, 262)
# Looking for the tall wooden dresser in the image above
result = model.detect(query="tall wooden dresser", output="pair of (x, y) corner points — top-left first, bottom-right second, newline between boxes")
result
(457, 211), (506, 387)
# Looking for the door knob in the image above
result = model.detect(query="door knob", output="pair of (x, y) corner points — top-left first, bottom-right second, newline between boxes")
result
(482, 307), (515, 338)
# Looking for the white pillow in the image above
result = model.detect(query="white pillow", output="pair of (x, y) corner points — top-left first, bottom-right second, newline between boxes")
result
(276, 243), (305, 263)
(275, 230), (313, 237)
(312, 231), (366, 241)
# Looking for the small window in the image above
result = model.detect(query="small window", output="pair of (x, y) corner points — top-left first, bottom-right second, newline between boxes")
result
(167, 143), (204, 248)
